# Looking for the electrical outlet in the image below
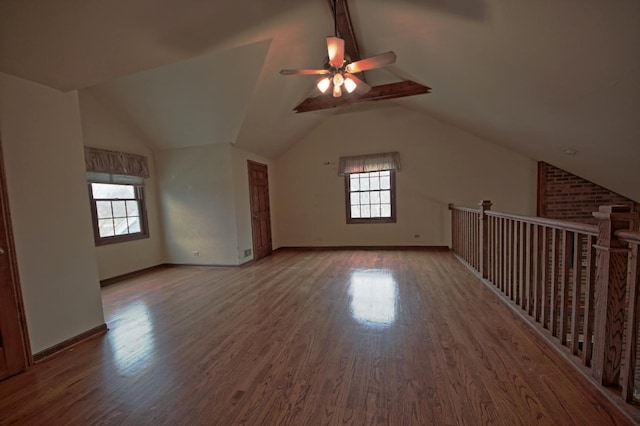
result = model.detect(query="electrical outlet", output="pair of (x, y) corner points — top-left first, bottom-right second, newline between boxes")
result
(244, 249), (252, 257)
(414, 234), (420, 239)
(192, 250), (200, 256)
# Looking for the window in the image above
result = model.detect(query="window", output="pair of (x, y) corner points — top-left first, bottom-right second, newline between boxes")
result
(84, 147), (150, 246)
(88, 183), (148, 245)
(338, 151), (400, 224)
(346, 170), (396, 223)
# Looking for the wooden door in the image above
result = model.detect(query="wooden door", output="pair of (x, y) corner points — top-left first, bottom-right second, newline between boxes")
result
(0, 141), (29, 380)
(248, 161), (272, 261)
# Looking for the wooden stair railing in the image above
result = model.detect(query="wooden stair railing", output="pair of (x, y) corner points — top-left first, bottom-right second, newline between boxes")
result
(450, 201), (640, 407)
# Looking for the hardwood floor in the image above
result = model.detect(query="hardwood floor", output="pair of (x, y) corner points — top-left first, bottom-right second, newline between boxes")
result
(0, 249), (634, 425)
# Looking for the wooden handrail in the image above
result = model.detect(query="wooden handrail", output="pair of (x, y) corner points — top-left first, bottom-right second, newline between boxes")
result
(448, 206), (481, 214)
(486, 211), (598, 235)
(616, 229), (640, 245)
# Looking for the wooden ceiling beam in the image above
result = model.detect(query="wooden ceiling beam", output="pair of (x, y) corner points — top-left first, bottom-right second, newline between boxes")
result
(328, 0), (362, 63)
(294, 81), (432, 113)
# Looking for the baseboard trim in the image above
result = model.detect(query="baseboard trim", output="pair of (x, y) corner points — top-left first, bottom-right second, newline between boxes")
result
(32, 323), (108, 363)
(100, 264), (170, 287)
(276, 245), (450, 251)
(164, 262), (241, 268)
(102, 249), (449, 282)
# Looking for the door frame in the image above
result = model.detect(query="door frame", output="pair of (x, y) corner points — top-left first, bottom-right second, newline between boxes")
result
(0, 138), (32, 371)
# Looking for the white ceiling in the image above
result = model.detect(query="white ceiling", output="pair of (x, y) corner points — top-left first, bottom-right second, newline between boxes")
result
(1, 0), (639, 200)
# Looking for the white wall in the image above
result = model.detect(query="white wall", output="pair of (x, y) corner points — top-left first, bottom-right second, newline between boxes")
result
(78, 91), (165, 280)
(156, 144), (240, 265)
(230, 146), (276, 260)
(0, 73), (104, 353)
(274, 106), (537, 247)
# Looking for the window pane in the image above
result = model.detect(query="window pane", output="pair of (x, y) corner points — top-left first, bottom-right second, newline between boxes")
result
(361, 205), (371, 218)
(350, 176), (359, 191)
(381, 204), (391, 217)
(370, 176), (380, 190)
(360, 192), (370, 205)
(360, 176), (370, 191)
(126, 200), (139, 216)
(351, 206), (361, 218)
(96, 201), (112, 219)
(128, 218), (141, 233)
(380, 171), (390, 177)
(380, 176), (391, 190)
(371, 204), (381, 217)
(92, 183), (135, 199)
(381, 190), (391, 204)
(114, 217), (129, 235)
(350, 193), (360, 205)
(98, 219), (115, 237)
(112, 201), (127, 218)
(370, 191), (381, 204)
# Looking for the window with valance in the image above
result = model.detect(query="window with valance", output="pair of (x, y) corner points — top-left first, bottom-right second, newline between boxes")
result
(338, 152), (400, 224)
(84, 147), (150, 245)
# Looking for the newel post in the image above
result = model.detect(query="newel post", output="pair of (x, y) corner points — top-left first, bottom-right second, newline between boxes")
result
(592, 205), (638, 385)
(479, 200), (492, 279)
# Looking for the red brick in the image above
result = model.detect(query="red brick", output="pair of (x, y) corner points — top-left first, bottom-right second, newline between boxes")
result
(538, 162), (639, 224)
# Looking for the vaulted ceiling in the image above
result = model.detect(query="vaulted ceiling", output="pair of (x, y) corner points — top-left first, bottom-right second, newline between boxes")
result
(1, 0), (638, 200)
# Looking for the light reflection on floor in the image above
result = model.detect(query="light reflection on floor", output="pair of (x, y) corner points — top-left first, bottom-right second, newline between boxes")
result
(348, 269), (397, 328)
(107, 301), (156, 375)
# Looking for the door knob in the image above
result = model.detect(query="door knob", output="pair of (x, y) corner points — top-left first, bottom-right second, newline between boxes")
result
(0, 248), (4, 255)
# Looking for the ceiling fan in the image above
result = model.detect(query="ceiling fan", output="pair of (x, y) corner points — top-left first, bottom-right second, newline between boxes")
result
(280, 0), (431, 113)
(280, 36), (397, 98)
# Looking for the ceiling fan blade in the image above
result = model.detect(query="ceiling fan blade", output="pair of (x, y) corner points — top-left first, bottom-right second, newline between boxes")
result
(327, 37), (345, 68)
(280, 69), (330, 76)
(345, 51), (397, 73)
(345, 74), (371, 94)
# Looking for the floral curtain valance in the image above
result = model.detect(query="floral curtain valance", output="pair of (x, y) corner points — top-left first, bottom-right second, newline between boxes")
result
(84, 147), (150, 178)
(337, 152), (401, 176)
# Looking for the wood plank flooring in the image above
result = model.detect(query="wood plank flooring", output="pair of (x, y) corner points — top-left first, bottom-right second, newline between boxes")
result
(0, 249), (634, 425)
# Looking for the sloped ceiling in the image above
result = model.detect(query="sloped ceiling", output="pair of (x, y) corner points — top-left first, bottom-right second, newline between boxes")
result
(87, 40), (272, 150)
(1, 0), (638, 199)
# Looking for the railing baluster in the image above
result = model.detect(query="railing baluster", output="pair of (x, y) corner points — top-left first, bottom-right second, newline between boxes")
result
(468, 211), (472, 266)
(498, 217), (503, 291)
(512, 220), (517, 301)
(511, 220), (516, 301)
(495, 216), (499, 287)
(507, 219), (512, 299)
(519, 221), (525, 307)
(472, 211), (476, 268)
(622, 243), (640, 401)
(570, 233), (583, 355)
(487, 215), (492, 281)
(583, 236), (596, 367)
(559, 230), (572, 345)
(525, 223), (532, 313)
(550, 228), (560, 336)
(541, 227), (550, 329)
(504, 218), (508, 294)
(529, 225), (542, 322)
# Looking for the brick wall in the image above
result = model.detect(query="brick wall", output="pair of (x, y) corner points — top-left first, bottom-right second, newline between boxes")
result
(537, 162), (639, 224)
